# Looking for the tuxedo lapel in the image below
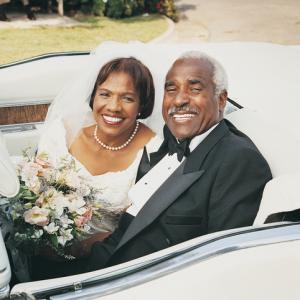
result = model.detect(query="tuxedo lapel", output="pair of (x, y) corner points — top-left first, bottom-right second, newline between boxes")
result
(115, 163), (204, 251)
(135, 147), (151, 183)
(115, 120), (230, 251)
(183, 120), (230, 173)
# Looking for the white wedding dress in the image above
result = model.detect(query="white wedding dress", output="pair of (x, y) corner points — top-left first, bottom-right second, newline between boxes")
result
(38, 119), (162, 234)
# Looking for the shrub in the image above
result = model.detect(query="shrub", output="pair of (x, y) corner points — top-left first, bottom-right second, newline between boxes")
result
(92, 0), (106, 16)
(63, 0), (178, 21)
(145, 0), (178, 22)
(161, 0), (178, 22)
(63, 0), (105, 16)
(105, 0), (146, 18)
(105, 0), (123, 18)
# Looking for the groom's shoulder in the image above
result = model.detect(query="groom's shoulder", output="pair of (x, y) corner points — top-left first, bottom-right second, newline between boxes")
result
(209, 119), (269, 168)
(221, 119), (261, 151)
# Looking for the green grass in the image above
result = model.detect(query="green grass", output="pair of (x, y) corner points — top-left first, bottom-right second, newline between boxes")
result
(0, 14), (167, 65)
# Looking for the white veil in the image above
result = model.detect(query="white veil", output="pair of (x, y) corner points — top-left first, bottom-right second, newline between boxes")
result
(43, 41), (166, 148)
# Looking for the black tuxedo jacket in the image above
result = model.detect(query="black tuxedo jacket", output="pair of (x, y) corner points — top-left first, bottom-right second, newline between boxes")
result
(82, 119), (272, 272)
(34, 119), (272, 279)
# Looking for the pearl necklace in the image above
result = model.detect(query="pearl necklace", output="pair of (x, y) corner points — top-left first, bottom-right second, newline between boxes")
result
(93, 121), (139, 151)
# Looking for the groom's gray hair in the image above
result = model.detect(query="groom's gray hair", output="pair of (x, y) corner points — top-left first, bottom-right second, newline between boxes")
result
(178, 51), (228, 97)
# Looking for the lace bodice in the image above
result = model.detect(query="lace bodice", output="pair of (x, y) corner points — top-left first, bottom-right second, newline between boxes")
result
(38, 119), (162, 233)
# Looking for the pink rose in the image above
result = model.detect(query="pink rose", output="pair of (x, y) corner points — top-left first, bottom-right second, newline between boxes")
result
(74, 207), (93, 227)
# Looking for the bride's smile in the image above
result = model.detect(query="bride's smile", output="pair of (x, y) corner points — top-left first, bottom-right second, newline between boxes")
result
(102, 115), (124, 125)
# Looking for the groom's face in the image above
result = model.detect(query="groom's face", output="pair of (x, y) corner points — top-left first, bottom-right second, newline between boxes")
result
(162, 58), (227, 140)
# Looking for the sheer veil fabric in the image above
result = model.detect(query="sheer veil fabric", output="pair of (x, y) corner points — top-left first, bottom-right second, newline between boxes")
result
(43, 41), (167, 147)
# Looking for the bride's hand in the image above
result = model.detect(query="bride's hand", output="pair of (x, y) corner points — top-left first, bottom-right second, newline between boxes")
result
(70, 231), (111, 258)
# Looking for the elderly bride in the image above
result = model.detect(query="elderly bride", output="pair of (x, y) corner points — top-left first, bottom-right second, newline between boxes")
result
(36, 55), (162, 257)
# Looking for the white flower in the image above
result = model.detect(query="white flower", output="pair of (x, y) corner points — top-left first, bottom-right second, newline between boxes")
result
(48, 193), (68, 217)
(65, 171), (81, 189)
(25, 177), (41, 194)
(36, 188), (68, 217)
(59, 214), (74, 228)
(43, 222), (59, 234)
(31, 229), (43, 239)
(57, 228), (73, 246)
(82, 224), (91, 233)
(65, 193), (86, 214)
(41, 168), (52, 181)
(23, 206), (50, 226)
(20, 161), (42, 182)
(78, 183), (91, 197)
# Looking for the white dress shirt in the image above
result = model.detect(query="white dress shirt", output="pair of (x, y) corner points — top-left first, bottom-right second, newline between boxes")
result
(127, 123), (219, 216)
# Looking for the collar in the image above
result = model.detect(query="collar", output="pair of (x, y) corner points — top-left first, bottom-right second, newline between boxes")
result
(189, 122), (219, 152)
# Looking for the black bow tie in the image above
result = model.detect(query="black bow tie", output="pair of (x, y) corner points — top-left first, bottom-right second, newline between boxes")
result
(164, 126), (191, 162)
(135, 126), (191, 183)
(167, 137), (190, 162)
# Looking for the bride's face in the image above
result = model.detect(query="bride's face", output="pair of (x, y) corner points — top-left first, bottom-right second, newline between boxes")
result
(92, 71), (140, 142)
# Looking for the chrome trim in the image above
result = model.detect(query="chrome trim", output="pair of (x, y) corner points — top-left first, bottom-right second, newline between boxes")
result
(0, 51), (90, 69)
(0, 99), (51, 108)
(30, 223), (300, 299)
(0, 285), (10, 299)
(0, 122), (42, 133)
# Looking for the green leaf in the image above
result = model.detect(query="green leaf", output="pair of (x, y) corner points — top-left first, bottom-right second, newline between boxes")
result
(23, 195), (39, 201)
(49, 234), (59, 248)
(24, 202), (33, 209)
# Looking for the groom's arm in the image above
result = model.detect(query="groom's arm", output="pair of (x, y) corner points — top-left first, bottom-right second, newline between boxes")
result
(207, 147), (272, 233)
(84, 212), (134, 272)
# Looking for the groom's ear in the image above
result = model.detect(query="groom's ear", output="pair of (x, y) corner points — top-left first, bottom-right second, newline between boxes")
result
(218, 91), (227, 115)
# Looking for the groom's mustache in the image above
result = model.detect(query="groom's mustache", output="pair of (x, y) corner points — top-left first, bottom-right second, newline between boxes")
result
(168, 105), (200, 116)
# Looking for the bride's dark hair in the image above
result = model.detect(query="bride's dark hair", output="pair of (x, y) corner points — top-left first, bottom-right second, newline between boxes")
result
(89, 57), (155, 119)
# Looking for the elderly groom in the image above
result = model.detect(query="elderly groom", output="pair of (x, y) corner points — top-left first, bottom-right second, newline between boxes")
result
(35, 51), (272, 278)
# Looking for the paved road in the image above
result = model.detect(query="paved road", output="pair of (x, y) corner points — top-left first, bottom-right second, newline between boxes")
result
(163, 0), (300, 44)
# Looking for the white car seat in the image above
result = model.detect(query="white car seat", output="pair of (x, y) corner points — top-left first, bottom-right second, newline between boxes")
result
(254, 173), (300, 224)
(226, 108), (300, 178)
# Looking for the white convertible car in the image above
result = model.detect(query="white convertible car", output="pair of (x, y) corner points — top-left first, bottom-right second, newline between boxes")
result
(1, 42), (300, 300)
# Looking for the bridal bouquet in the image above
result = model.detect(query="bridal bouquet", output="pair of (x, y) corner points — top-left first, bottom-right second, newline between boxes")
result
(0, 150), (101, 259)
